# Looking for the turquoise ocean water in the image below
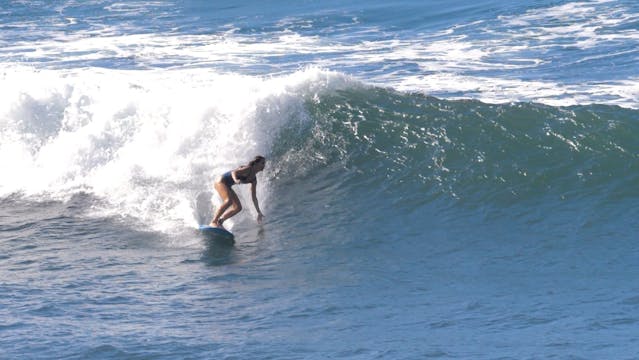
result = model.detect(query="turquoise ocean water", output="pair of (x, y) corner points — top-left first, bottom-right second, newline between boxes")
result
(1, 1), (639, 358)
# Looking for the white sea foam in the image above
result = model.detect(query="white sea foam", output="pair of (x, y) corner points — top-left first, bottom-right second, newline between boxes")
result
(498, 0), (639, 48)
(0, 66), (353, 233)
(394, 73), (639, 108)
(3, 1), (637, 108)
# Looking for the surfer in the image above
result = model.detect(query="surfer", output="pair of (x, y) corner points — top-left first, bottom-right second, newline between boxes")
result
(210, 155), (266, 229)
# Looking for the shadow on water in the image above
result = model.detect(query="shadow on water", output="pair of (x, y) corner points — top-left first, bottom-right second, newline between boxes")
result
(198, 223), (269, 266)
(200, 235), (235, 266)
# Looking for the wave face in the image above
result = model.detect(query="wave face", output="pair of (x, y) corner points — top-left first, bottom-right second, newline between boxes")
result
(3, 67), (636, 241)
(272, 83), (639, 241)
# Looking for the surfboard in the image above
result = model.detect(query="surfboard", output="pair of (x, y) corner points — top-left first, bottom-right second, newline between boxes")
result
(199, 225), (235, 244)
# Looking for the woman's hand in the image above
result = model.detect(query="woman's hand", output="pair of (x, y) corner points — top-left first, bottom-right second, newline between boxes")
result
(257, 212), (264, 224)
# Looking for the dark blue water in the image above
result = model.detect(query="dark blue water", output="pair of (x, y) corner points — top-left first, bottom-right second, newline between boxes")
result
(1, 1), (639, 358)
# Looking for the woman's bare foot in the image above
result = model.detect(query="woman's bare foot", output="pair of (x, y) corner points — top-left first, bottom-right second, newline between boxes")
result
(211, 219), (225, 229)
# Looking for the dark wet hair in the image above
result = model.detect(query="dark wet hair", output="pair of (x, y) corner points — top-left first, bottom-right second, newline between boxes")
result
(249, 155), (266, 167)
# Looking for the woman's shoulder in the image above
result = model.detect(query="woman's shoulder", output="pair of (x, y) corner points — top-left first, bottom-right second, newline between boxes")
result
(235, 165), (251, 173)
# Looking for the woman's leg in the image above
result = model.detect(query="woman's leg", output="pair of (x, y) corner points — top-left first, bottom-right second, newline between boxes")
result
(219, 189), (242, 226)
(211, 179), (232, 227)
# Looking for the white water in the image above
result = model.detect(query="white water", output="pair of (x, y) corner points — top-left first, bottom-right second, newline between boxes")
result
(0, 66), (353, 233)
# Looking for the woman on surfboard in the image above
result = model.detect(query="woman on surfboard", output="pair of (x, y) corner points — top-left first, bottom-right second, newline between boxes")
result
(210, 155), (266, 229)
